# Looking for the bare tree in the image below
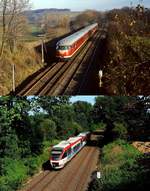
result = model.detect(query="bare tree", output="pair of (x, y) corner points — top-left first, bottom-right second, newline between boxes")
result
(0, 0), (30, 57)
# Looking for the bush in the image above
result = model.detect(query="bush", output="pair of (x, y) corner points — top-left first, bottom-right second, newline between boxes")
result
(88, 140), (145, 191)
(0, 158), (28, 191)
(91, 123), (106, 131)
(112, 122), (128, 140)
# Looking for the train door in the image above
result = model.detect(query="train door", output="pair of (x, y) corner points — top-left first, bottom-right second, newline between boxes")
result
(67, 148), (72, 160)
(61, 151), (68, 165)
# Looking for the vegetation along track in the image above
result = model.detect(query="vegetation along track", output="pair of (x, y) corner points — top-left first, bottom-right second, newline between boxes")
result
(21, 146), (98, 191)
(16, 31), (100, 96)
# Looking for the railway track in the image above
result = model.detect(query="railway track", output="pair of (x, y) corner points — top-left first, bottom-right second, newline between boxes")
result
(16, 31), (100, 96)
(63, 32), (101, 95)
(51, 32), (101, 95)
(21, 147), (90, 191)
(61, 147), (97, 191)
(20, 133), (101, 191)
(47, 32), (100, 95)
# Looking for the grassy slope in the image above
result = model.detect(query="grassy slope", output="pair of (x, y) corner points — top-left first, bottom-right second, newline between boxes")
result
(0, 11), (79, 94)
(88, 139), (150, 191)
(0, 46), (43, 95)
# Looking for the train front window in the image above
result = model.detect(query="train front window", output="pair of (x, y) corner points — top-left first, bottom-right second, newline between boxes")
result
(58, 46), (69, 50)
(51, 148), (63, 160)
(51, 153), (61, 160)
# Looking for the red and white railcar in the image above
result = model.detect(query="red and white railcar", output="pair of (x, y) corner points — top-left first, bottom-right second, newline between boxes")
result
(56, 23), (98, 59)
(50, 132), (90, 169)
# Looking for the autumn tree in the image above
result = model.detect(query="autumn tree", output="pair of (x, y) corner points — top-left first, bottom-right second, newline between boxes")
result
(71, 10), (100, 30)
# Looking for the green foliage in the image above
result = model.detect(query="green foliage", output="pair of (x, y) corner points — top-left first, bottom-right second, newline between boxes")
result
(91, 122), (106, 131)
(64, 121), (83, 137)
(0, 159), (28, 191)
(89, 140), (146, 191)
(38, 118), (57, 141)
(73, 101), (93, 129)
(112, 122), (128, 140)
(52, 104), (75, 138)
(36, 96), (71, 115)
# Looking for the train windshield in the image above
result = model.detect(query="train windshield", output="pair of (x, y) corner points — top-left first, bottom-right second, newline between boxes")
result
(51, 148), (63, 160)
(57, 46), (69, 50)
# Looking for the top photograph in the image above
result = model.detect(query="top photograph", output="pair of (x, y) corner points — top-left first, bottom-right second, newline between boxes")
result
(0, 0), (150, 96)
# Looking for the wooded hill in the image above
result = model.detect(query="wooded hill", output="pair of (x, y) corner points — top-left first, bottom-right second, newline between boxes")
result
(24, 8), (73, 23)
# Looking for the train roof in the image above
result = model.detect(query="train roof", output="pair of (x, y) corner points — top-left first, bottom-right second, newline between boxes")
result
(78, 131), (90, 137)
(53, 141), (70, 149)
(52, 136), (82, 150)
(57, 23), (98, 46)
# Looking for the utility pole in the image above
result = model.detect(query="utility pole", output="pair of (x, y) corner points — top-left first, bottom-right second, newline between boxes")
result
(12, 63), (15, 93)
(41, 38), (44, 63)
(38, 34), (45, 64)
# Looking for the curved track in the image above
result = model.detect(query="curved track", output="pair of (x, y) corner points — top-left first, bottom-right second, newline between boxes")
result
(20, 135), (100, 191)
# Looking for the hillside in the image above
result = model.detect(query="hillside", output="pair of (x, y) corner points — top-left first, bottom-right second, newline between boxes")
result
(24, 8), (80, 23)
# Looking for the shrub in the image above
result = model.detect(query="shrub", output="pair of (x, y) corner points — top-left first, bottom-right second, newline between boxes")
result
(0, 158), (28, 191)
(112, 122), (128, 140)
(91, 123), (106, 131)
(88, 140), (145, 191)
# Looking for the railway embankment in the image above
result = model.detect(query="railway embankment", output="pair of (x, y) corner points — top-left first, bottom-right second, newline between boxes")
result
(88, 139), (150, 191)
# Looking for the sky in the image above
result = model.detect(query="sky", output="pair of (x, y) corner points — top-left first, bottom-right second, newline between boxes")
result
(70, 96), (96, 105)
(31, 0), (150, 11)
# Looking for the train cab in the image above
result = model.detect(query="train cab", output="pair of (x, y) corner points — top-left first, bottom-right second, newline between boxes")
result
(50, 146), (68, 169)
(56, 45), (71, 60)
(56, 23), (98, 60)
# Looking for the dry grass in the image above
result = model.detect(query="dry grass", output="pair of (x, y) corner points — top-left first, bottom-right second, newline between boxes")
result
(0, 45), (43, 95)
(132, 141), (150, 154)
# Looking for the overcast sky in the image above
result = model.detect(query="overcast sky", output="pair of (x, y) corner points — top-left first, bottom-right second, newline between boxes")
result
(31, 0), (150, 11)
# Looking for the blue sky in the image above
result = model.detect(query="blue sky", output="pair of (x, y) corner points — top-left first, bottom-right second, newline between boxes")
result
(31, 0), (150, 11)
(70, 96), (96, 104)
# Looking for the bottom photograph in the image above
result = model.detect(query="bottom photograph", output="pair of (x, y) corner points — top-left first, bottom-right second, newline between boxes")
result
(0, 96), (149, 191)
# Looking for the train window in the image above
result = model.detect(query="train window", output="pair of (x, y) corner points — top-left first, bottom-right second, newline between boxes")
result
(62, 152), (67, 159)
(51, 148), (63, 160)
(51, 153), (61, 160)
(73, 143), (81, 153)
(59, 46), (69, 50)
(68, 148), (72, 155)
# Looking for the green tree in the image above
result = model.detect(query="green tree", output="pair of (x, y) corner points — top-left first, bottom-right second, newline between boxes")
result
(73, 101), (93, 129)
(112, 122), (128, 140)
(38, 118), (57, 141)
(36, 96), (71, 116)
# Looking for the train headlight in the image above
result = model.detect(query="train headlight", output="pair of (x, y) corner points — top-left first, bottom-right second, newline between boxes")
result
(59, 160), (63, 165)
